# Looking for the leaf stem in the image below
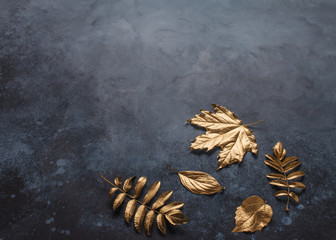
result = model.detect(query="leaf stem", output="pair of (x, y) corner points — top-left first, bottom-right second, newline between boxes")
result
(100, 173), (161, 214)
(279, 166), (291, 212)
(244, 120), (264, 127)
(168, 165), (179, 174)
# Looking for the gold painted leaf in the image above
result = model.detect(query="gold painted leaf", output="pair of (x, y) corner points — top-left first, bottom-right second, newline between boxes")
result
(265, 154), (281, 165)
(142, 181), (161, 204)
(266, 173), (285, 180)
(284, 161), (302, 172)
(157, 213), (166, 234)
(125, 199), (137, 223)
(264, 159), (283, 172)
(133, 176), (147, 198)
(269, 180), (288, 188)
(108, 187), (118, 199)
(289, 192), (299, 202)
(113, 193), (126, 210)
(232, 196), (273, 233)
(287, 171), (305, 180)
(144, 210), (155, 236)
(282, 156), (298, 166)
(165, 210), (189, 225)
(99, 174), (189, 236)
(275, 190), (289, 197)
(288, 182), (306, 189)
(123, 176), (135, 192)
(173, 169), (224, 195)
(273, 141), (284, 159)
(188, 104), (261, 170)
(114, 176), (122, 187)
(134, 205), (146, 233)
(152, 191), (173, 210)
(265, 142), (306, 212)
(160, 201), (184, 214)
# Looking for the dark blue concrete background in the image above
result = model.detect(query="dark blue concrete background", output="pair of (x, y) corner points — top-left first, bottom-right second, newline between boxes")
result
(1, 0), (336, 239)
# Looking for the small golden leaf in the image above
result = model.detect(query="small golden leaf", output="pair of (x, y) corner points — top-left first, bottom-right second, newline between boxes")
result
(114, 176), (122, 187)
(125, 199), (137, 223)
(160, 201), (184, 214)
(275, 190), (289, 197)
(264, 159), (283, 172)
(273, 141), (284, 159)
(269, 180), (288, 188)
(123, 176), (135, 192)
(134, 205), (146, 233)
(282, 156), (298, 166)
(142, 181), (161, 204)
(266, 173), (285, 180)
(165, 210), (189, 225)
(113, 193), (126, 210)
(108, 187), (118, 199)
(152, 191), (173, 210)
(287, 171), (305, 180)
(144, 210), (155, 236)
(232, 196), (273, 233)
(288, 182), (306, 189)
(284, 161), (301, 172)
(289, 192), (299, 202)
(170, 167), (224, 195)
(188, 104), (262, 170)
(265, 142), (306, 212)
(157, 213), (166, 234)
(133, 177), (147, 198)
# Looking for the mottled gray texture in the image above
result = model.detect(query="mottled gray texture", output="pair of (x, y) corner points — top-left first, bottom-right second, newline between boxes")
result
(0, 0), (336, 239)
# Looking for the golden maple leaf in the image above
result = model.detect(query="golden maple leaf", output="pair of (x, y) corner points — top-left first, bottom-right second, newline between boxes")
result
(188, 104), (263, 170)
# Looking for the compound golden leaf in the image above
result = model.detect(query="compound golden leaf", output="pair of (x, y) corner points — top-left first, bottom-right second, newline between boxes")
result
(265, 142), (306, 212)
(232, 195), (273, 233)
(188, 104), (262, 170)
(170, 167), (224, 195)
(100, 174), (188, 236)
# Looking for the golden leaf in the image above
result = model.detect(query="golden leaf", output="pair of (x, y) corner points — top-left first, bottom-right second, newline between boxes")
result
(188, 104), (262, 170)
(152, 191), (173, 210)
(169, 166), (224, 195)
(125, 199), (137, 223)
(99, 174), (188, 236)
(133, 177), (147, 198)
(144, 210), (155, 236)
(160, 201), (184, 214)
(232, 195), (273, 233)
(113, 193), (126, 210)
(157, 213), (166, 234)
(265, 142), (306, 211)
(165, 210), (189, 225)
(114, 176), (122, 186)
(142, 181), (161, 204)
(134, 205), (146, 233)
(123, 176), (135, 192)
(108, 187), (118, 199)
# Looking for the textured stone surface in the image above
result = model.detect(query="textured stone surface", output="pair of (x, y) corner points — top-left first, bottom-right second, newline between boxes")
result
(1, 0), (336, 239)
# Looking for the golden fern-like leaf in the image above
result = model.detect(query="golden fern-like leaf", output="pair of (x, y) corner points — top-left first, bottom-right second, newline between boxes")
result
(100, 174), (189, 236)
(265, 142), (306, 212)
